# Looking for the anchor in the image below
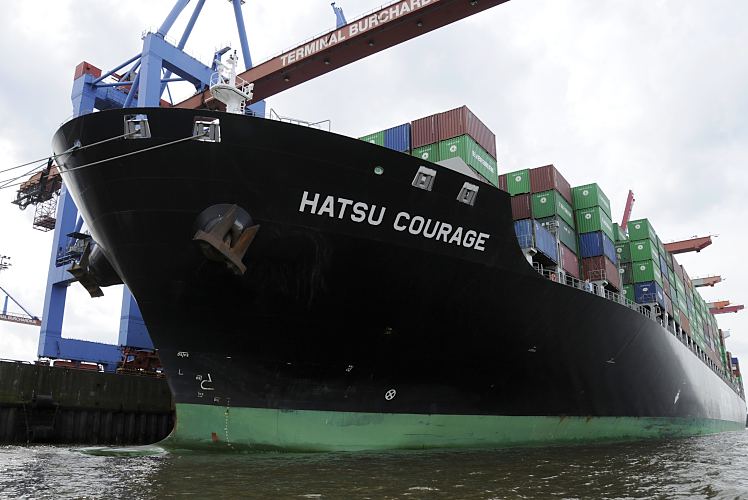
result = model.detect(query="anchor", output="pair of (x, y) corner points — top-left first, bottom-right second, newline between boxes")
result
(193, 204), (259, 275)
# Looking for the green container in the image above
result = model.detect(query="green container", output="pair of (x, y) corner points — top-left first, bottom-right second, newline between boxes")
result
(676, 277), (685, 296)
(506, 169), (530, 196)
(572, 184), (611, 217)
(628, 218), (657, 244)
(615, 242), (631, 263)
(531, 190), (575, 228)
(657, 235), (666, 257)
(629, 239), (659, 263)
(575, 206), (614, 241)
(613, 223), (627, 242)
(359, 131), (385, 146)
(438, 135), (498, 187)
(412, 143), (440, 163)
(621, 284), (635, 302)
(538, 216), (578, 253)
(633, 259), (663, 285)
(667, 252), (674, 271)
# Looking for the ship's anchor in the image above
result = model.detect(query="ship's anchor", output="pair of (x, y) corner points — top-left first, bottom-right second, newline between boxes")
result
(193, 204), (259, 275)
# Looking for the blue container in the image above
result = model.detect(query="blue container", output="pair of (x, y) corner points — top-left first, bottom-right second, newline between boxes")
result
(578, 231), (617, 263)
(513, 219), (558, 264)
(658, 253), (667, 272)
(383, 123), (411, 152)
(514, 219), (533, 249)
(533, 220), (558, 264)
(634, 281), (665, 308)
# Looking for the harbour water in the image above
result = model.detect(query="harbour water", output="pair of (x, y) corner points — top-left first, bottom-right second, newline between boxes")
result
(2, 430), (747, 499)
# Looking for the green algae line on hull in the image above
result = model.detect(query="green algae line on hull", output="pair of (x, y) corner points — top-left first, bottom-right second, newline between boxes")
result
(161, 404), (745, 452)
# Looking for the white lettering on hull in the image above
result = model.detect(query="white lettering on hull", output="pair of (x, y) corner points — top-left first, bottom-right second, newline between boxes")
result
(299, 191), (490, 252)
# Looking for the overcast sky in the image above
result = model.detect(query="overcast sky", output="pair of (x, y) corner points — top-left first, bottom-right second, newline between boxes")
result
(1, 0), (747, 373)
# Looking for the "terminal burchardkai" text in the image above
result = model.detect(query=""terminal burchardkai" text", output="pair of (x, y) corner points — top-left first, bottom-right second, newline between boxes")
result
(280, 0), (439, 67)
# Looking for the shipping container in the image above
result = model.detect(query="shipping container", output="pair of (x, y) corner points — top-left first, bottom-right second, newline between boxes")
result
(575, 206), (614, 241)
(411, 115), (437, 149)
(579, 231), (617, 263)
(560, 243), (580, 278)
(619, 262), (633, 284)
(438, 135), (498, 187)
(679, 310), (690, 334)
(629, 239), (659, 264)
(529, 165), (572, 204)
(580, 255), (620, 290)
(412, 143), (440, 163)
(635, 281), (665, 308)
(506, 169), (530, 195)
(621, 284), (635, 302)
(538, 215), (577, 253)
(632, 259), (663, 285)
(659, 253), (668, 273)
(383, 123), (411, 152)
(572, 184), (612, 217)
(664, 294), (674, 317)
(511, 194), (532, 220)
(627, 218), (657, 243)
(513, 219), (558, 263)
(656, 234), (666, 258)
(514, 219), (534, 249)
(436, 106), (497, 159)
(358, 130), (385, 146)
(663, 277), (671, 298)
(498, 174), (507, 192)
(668, 268), (676, 287)
(667, 252), (674, 271)
(615, 242), (631, 263)
(613, 223), (628, 242)
(531, 190), (575, 228)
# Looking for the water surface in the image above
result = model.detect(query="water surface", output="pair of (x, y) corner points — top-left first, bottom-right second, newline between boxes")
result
(2, 431), (747, 499)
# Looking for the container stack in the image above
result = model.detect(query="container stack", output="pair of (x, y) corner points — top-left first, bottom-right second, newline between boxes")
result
(505, 165), (579, 276)
(627, 218), (666, 310)
(572, 184), (619, 291)
(612, 224), (633, 302)
(358, 106), (499, 186)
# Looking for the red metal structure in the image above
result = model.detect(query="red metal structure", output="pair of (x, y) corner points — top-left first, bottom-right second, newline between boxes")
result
(664, 236), (713, 254)
(692, 275), (722, 287)
(176, 0), (511, 109)
(620, 190), (635, 231)
(709, 301), (744, 315)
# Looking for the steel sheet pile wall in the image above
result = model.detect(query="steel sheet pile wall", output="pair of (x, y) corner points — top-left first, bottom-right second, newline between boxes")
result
(358, 106), (499, 186)
(0, 360), (173, 445)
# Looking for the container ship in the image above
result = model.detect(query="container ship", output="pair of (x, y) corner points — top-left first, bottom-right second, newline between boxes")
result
(51, 104), (746, 451)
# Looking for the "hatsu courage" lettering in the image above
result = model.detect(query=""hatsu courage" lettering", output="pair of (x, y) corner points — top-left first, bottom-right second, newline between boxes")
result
(298, 191), (490, 252)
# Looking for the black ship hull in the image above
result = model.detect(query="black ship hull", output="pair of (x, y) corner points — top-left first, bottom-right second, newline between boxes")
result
(52, 108), (746, 451)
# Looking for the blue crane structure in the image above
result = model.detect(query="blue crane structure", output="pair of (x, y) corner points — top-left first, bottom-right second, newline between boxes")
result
(39, 0), (265, 372)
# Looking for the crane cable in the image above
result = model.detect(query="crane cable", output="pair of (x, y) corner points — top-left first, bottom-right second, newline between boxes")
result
(0, 131), (138, 188)
(0, 131), (207, 191)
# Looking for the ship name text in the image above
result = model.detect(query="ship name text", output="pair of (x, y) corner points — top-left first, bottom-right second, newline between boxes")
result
(299, 191), (490, 252)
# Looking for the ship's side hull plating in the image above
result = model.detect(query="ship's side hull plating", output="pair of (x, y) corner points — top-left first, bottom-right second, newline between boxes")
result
(53, 108), (746, 451)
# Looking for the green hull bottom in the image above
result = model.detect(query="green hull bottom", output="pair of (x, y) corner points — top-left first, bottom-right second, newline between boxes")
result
(161, 403), (745, 452)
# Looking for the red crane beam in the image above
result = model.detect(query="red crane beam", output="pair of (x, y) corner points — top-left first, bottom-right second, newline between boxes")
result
(620, 190), (635, 231)
(664, 236), (712, 254)
(175, 0), (511, 109)
(0, 313), (41, 326)
(710, 305), (744, 315)
(692, 275), (722, 287)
